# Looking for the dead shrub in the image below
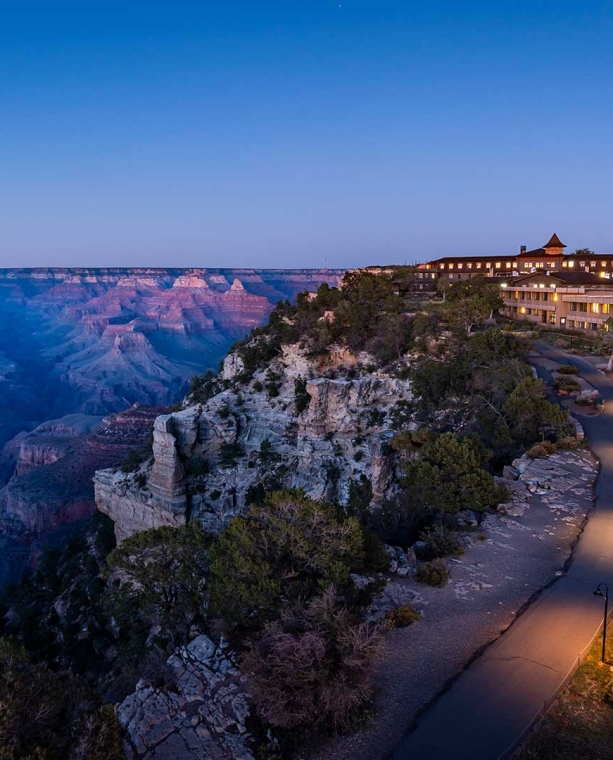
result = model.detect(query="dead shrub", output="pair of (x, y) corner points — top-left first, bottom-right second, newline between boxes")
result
(241, 588), (385, 731)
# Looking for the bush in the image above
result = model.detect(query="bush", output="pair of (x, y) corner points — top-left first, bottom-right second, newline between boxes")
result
(553, 377), (581, 394)
(557, 364), (578, 375)
(557, 436), (580, 450)
(294, 377), (311, 414)
(0, 641), (124, 760)
(119, 450), (146, 474)
(384, 605), (421, 628)
(420, 525), (464, 558)
(209, 490), (365, 629)
(401, 433), (502, 517)
(527, 441), (557, 458)
(105, 523), (210, 646)
(415, 559), (450, 587)
(242, 588), (384, 731)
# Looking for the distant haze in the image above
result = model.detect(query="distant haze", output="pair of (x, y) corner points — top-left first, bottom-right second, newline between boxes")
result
(1, 2), (613, 267)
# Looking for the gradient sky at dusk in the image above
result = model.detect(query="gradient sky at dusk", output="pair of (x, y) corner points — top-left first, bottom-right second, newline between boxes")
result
(1, 1), (612, 268)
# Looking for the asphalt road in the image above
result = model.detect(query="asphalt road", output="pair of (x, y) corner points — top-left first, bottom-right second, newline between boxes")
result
(391, 344), (613, 760)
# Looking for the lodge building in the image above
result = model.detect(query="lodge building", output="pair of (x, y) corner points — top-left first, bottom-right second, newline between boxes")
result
(416, 234), (613, 286)
(415, 234), (613, 332)
(499, 271), (613, 331)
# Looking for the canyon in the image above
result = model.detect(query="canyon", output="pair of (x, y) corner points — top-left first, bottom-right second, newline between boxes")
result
(0, 268), (342, 583)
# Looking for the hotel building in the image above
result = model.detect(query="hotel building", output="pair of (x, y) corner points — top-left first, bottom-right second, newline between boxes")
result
(416, 234), (613, 287)
(415, 234), (613, 332)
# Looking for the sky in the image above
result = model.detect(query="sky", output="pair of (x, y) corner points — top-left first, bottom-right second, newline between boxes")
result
(1, 1), (612, 269)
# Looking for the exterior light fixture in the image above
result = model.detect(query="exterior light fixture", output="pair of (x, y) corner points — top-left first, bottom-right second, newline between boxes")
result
(593, 583), (609, 663)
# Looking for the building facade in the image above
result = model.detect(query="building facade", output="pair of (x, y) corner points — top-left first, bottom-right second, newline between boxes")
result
(499, 271), (613, 331)
(416, 234), (613, 288)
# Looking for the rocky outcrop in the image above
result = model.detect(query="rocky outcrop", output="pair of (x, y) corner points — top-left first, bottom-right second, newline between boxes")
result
(96, 343), (413, 542)
(118, 635), (254, 760)
(15, 414), (103, 476)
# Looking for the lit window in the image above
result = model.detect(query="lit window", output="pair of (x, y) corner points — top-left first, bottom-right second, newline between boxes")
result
(467, 262), (473, 269)
(448, 263), (454, 269)
(476, 263), (482, 269)
(568, 260), (575, 267)
(563, 262), (568, 268)
(591, 303), (600, 313)
(485, 262), (491, 268)
(603, 304), (611, 314)
(591, 261), (597, 267)
(506, 262), (512, 268)
(495, 262), (501, 269)
(602, 261), (608, 267)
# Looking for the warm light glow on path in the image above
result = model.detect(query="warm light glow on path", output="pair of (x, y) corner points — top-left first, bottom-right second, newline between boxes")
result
(391, 346), (613, 760)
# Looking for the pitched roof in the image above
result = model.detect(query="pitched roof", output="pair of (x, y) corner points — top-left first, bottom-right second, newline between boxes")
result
(506, 271), (604, 286)
(516, 247), (564, 258)
(427, 255), (516, 264)
(543, 233), (566, 249)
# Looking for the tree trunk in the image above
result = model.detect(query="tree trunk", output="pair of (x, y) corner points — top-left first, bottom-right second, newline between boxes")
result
(608, 354), (613, 373)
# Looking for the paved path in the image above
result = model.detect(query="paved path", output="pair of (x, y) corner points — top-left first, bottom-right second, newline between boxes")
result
(391, 345), (613, 760)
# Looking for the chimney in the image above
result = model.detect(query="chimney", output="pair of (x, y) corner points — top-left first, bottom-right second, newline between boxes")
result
(520, 245), (527, 254)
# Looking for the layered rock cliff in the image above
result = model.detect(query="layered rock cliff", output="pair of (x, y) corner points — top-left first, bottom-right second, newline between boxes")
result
(96, 342), (413, 542)
(0, 406), (167, 585)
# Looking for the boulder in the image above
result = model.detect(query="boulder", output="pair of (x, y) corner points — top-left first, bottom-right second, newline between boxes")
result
(117, 635), (254, 760)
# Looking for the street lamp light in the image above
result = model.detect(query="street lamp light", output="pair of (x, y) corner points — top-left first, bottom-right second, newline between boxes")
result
(593, 583), (609, 664)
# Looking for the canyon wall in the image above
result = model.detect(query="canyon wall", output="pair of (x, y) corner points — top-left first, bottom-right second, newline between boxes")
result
(95, 342), (413, 542)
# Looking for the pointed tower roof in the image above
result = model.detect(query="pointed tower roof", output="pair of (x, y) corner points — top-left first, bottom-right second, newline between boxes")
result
(543, 233), (566, 249)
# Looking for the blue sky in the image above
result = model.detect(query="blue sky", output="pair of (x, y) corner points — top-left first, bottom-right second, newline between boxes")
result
(1, 1), (612, 268)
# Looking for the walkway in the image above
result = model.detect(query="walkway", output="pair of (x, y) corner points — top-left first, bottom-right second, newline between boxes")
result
(391, 345), (613, 760)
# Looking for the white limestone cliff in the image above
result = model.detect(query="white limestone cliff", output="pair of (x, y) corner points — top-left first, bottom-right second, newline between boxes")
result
(95, 342), (413, 542)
